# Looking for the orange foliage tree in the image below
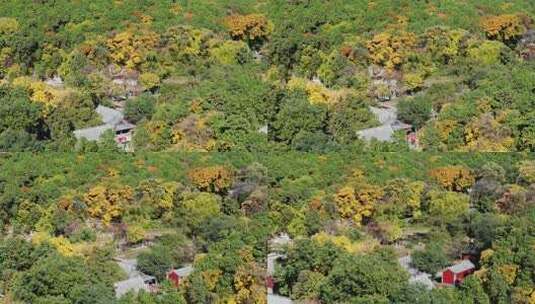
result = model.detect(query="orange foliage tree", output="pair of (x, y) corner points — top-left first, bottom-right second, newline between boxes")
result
(188, 165), (234, 193)
(224, 14), (272, 47)
(481, 14), (528, 45)
(429, 166), (475, 192)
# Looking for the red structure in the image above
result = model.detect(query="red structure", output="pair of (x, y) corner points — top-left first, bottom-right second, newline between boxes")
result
(266, 276), (274, 290)
(441, 260), (475, 285)
(167, 266), (193, 288)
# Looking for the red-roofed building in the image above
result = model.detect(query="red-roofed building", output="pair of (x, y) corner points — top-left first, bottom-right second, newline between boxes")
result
(441, 260), (475, 285)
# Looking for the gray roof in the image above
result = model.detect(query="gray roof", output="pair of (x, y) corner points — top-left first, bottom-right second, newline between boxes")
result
(370, 106), (396, 125)
(170, 265), (194, 277)
(357, 125), (396, 142)
(357, 104), (412, 142)
(114, 276), (152, 298)
(391, 120), (412, 131)
(116, 258), (140, 278)
(268, 294), (293, 304)
(267, 253), (286, 275)
(447, 260), (475, 273)
(73, 124), (114, 141)
(74, 105), (135, 141)
(96, 105), (124, 125)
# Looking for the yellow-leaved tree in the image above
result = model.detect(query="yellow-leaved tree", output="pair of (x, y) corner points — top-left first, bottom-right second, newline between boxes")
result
(107, 28), (159, 69)
(367, 31), (416, 70)
(188, 165), (234, 193)
(83, 184), (133, 224)
(429, 165), (475, 192)
(334, 183), (383, 225)
(233, 248), (267, 304)
(481, 14), (528, 44)
(224, 14), (272, 47)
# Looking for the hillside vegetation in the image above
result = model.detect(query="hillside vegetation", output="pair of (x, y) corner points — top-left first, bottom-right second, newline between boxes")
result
(0, 0), (533, 152)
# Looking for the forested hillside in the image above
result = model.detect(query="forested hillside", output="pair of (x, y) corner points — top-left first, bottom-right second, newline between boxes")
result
(0, 0), (533, 152)
(1, 1), (535, 304)
(1, 152), (535, 303)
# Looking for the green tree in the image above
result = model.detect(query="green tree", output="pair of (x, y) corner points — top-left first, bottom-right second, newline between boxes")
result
(137, 246), (174, 281)
(319, 251), (408, 303)
(398, 96), (432, 129)
(411, 242), (449, 274)
(124, 94), (156, 124)
(271, 91), (327, 146)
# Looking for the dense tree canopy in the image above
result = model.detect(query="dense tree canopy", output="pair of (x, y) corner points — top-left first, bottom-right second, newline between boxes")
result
(0, 0), (534, 303)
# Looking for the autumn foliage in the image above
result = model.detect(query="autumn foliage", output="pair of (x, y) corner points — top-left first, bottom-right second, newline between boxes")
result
(188, 165), (234, 193)
(83, 184), (133, 224)
(429, 166), (475, 192)
(107, 29), (159, 68)
(334, 183), (383, 225)
(367, 31), (416, 70)
(224, 14), (271, 46)
(481, 14), (528, 44)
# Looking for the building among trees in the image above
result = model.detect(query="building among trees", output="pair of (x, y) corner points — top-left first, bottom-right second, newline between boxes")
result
(73, 105), (135, 149)
(440, 260), (476, 285)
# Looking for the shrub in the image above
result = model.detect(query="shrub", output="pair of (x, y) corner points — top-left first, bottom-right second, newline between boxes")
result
(397, 96), (432, 129)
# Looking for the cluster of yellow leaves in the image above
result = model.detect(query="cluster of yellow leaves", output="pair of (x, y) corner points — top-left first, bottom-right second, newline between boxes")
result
(139, 72), (160, 91)
(224, 14), (272, 43)
(463, 114), (514, 151)
(367, 31), (416, 70)
(107, 29), (159, 68)
(233, 248), (267, 304)
(201, 269), (222, 291)
(32, 232), (90, 257)
(137, 179), (178, 211)
(165, 26), (212, 60)
(126, 225), (146, 244)
(169, 3), (182, 15)
(171, 113), (218, 152)
(481, 14), (527, 43)
(425, 27), (468, 62)
(313, 232), (379, 254)
(209, 40), (248, 65)
(498, 264), (519, 284)
(83, 184), (133, 224)
(466, 40), (504, 65)
(518, 160), (535, 184)
(0, 17), (19, 34)
(188, 165), (234, 193)
(77, 36), (108, 64)
(334, 183), (383, 225)
(403, 72), (425, 92)
(376, 219), (404, 243)
(433, 118), (458, 143)
(140, 120), (170, 148)
(287, 76), (351, 105)
(406, 181), (425, 216)
(180, 191), (221, 228)
(429, 165), (475, 192)
(133, 11), (153, 25)
(382, 179), (425, 218)
(12, 76), (73, 114)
